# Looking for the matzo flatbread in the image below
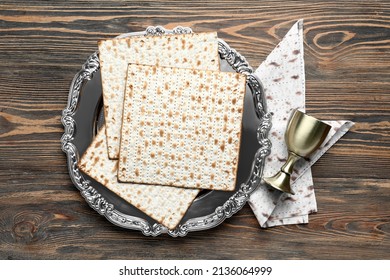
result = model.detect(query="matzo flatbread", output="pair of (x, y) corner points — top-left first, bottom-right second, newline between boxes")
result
(99, 32), (219, 159)
(118, 64), (246, 191)
(78, 126), (199, 230)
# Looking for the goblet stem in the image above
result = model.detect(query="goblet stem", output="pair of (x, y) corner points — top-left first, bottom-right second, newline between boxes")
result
(263, 152), (301, 194)
(281, 152), (301, 174)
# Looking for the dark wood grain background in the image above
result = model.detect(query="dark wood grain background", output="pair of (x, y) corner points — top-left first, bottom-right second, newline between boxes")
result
(0, 0), (389, 260)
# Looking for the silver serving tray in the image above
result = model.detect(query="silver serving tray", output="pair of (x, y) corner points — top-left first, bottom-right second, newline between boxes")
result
(61, 26), (271, 237)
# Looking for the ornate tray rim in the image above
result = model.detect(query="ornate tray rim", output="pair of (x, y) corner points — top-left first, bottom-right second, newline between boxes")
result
(61, 26), (271, 237)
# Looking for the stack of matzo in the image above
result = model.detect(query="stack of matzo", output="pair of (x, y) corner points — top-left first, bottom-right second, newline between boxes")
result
(78, 31), (247, 230)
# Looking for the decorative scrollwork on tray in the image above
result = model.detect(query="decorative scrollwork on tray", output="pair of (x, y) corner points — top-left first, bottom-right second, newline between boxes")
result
(218, 40), (253, 75)
(61, 26), (271, 237)
(145, 25), (167, 36)
(145, 25), (193, 36)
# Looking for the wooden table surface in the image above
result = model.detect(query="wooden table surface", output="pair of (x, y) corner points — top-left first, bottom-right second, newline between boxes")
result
(0, 0), (389, 260)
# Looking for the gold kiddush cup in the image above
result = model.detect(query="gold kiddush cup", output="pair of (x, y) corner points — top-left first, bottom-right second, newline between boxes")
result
(264, 110), (331, 194)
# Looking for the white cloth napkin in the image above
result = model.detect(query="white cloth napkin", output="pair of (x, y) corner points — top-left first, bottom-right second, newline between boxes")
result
(248, 19), (354, 228)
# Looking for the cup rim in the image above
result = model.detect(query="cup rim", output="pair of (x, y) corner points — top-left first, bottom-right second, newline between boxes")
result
(294, 109), (331, 129)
